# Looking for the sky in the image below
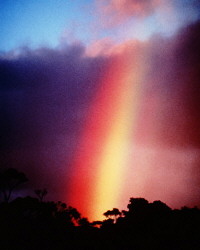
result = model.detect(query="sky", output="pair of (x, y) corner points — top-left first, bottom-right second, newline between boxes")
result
(1, 0), (200, 221)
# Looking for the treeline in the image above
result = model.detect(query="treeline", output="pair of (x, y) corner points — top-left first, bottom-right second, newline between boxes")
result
(0, 168), (200, 250)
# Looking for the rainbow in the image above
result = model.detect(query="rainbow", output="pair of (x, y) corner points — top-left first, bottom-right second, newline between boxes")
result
(68, 44), (147, 221)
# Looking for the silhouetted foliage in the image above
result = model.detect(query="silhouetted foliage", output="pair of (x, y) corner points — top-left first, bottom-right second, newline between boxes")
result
(34, 188), (48, 202)
(91, 220), (103, 227)
(78, 217), (90, 227)
(103, 208), (121, 223)
(0, 168), (28, 202)
(0, 168), (200, 250)
(127, 197), (149, 213)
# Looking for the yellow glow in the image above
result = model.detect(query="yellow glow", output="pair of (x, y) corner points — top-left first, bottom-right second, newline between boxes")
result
(92, 66), (142, 220)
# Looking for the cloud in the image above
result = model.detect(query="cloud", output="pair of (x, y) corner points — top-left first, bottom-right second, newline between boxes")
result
(96, 0), (163, 26)
(100, 0), (161, 18)
(95, 0), (200, 37)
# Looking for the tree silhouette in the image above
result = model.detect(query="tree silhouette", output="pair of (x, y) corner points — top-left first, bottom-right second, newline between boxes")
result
(67, 206), (81, 224)
(78, 217), (90, 227)
(0, 168), (28, 202)
(127, 197), (149, 213)
(54, 202), (82, 227)
(149, 200), (171, 214)
(103, 208), (121, 222)
(34, 188), (48, 202)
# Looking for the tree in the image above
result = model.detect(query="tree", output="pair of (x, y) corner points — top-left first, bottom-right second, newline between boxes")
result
(0, 168), (28, 202)
(78, 217), (90, 227)
(67, 206), (81, 223)
(149, 200), (171, 214)
(127, 198), (149, 213)
(55, 202), (81, 226)
(103, 208), (121, 222)
(34, 188), (48, 202)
